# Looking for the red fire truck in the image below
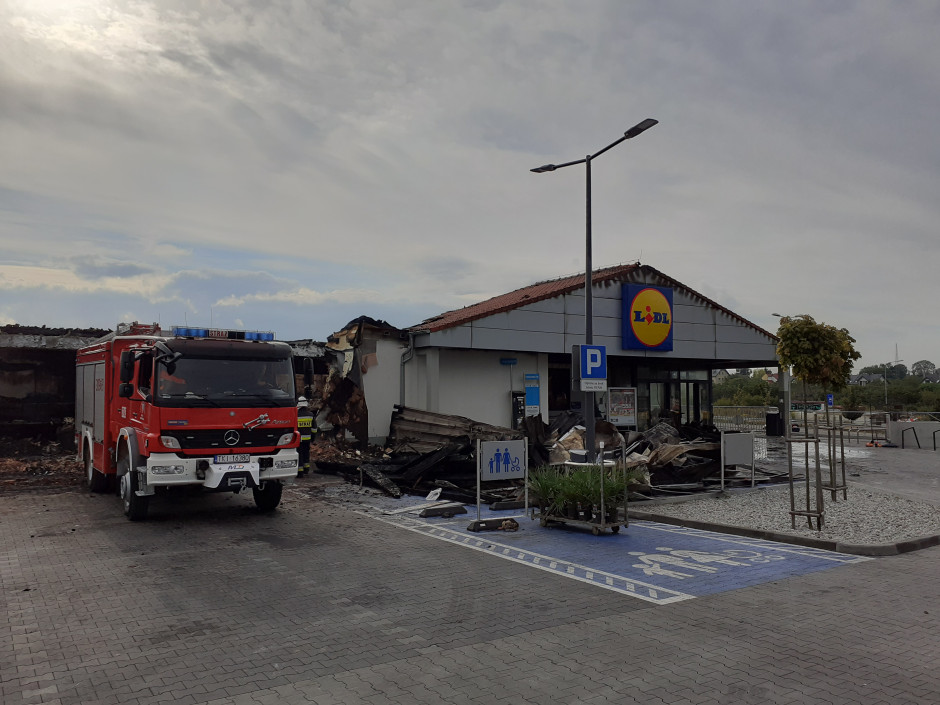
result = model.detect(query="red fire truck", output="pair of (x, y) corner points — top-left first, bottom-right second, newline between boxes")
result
(75, 322), (300, 520)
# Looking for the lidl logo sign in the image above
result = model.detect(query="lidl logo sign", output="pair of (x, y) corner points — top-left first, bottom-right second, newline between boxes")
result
(622, 284), (674, 351)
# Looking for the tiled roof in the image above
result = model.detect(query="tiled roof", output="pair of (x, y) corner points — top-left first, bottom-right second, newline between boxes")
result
(412, 263), (778, 341)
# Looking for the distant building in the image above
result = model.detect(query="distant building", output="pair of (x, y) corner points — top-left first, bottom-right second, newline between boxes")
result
(849, 373), (884, 386)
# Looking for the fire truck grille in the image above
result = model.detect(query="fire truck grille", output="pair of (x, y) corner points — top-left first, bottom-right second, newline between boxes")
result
(162, 429), (287, 450)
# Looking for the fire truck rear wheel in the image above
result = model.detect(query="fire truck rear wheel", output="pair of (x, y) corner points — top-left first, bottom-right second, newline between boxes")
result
(84, 446), (109, 494)
(118, 451), (149, 521)
(253, 481), (283, 512)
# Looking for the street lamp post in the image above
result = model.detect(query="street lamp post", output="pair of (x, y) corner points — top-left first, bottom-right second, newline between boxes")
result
(771, 313), (791, 438)
(532, 118), (657, 462)
(883, 360), (902, 411)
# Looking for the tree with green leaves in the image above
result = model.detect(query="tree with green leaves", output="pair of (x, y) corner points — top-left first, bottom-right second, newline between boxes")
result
(861, 363), (907, 380)
(911, 360), (936, 378)
(776, 314), (862, 426)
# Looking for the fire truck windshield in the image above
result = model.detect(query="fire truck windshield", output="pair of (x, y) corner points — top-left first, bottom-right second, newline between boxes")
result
(155, 356), (295, 408)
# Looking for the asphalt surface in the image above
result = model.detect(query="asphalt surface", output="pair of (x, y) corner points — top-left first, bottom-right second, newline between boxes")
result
(2, 447), (939, 705)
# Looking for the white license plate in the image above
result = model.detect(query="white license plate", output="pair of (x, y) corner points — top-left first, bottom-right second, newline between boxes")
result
(214, 454), (250, 463)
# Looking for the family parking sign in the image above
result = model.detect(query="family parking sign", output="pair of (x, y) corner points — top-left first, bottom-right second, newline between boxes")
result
(479, 440), (526, 480)
(474, 439), (529, 523)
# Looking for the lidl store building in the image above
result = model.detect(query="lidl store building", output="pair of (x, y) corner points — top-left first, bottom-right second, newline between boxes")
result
(358, 264), (780, 442)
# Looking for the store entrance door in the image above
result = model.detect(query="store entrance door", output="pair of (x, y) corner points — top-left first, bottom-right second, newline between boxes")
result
(680, 381), (706, 426)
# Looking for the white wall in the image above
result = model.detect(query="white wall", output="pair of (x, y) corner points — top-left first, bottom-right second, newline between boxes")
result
(402, 347), (547, 429)
(361, 338), (408, 443)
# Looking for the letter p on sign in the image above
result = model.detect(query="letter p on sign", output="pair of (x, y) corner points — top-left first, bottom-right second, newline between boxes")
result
(587, 349), (602, 372)
(580, 345), (607, 380)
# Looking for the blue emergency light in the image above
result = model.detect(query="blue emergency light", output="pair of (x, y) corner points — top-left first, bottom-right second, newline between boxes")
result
(171, 326), (276, 341)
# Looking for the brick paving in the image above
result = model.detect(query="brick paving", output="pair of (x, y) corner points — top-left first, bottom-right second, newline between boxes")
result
(1, 483), (938, 705)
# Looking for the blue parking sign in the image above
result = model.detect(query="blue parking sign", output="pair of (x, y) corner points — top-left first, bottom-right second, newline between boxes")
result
(580, 345), (607, 379)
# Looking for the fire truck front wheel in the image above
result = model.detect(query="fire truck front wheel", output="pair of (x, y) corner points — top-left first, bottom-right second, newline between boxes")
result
(253, 481), (283, 512)
(118, 451), (150, 521)
(84, 445), (109, 493)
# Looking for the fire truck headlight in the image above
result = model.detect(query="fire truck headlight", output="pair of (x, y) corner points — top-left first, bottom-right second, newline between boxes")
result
(160, 435), (181, 450)
(275, 459), (298, 469)
(276, 433), (294, 446)
(151, 465), (185, 475)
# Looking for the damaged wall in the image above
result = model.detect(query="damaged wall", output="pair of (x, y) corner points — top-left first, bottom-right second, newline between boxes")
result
(0, 326), (110, 440)
(292, 318), (410, 447)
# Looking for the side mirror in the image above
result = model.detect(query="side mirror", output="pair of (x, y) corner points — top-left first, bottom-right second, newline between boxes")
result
(119, 351), (135, 383)
(118, 383), (133, 398)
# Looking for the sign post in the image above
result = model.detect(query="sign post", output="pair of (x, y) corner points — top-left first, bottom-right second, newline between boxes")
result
(573, 344), (607, 463)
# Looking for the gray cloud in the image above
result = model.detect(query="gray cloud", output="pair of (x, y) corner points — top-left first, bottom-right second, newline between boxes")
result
(1, 1), (939, 368)
(70, 256), (154, 279)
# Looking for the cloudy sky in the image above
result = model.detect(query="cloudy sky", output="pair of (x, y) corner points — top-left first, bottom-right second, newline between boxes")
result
(1, 1), (937, 369)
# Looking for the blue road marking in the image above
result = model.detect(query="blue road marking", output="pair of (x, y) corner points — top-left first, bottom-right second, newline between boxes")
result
(364, 512), (691, 605)
(357, 501), (870, 604)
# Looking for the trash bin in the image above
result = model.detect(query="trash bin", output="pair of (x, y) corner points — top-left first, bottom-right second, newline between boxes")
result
(765, 410), (784, 437)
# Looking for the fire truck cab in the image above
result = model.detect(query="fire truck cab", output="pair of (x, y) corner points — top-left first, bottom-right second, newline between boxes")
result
(76, 323), (299, 520)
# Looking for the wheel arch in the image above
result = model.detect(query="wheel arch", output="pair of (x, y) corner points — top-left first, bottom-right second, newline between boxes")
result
(115, 428), (141, 477)
(79, 430), (94, 465)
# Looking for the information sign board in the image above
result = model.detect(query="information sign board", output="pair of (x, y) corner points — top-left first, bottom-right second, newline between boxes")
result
(607, 387), (638, 426)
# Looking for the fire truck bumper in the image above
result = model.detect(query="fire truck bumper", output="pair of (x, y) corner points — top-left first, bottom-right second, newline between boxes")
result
(144, 450), (299, 490)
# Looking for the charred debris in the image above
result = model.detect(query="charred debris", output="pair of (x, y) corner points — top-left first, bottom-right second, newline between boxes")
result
(311, 406), (785, 504)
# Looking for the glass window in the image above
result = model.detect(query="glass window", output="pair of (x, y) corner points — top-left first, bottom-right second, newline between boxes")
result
(156, 356), (295, 408)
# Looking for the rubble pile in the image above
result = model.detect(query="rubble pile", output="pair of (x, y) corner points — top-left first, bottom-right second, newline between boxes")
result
(308, 402), (793, 502)
(0, 435), (83, 492)
(312, 406), (525, 503)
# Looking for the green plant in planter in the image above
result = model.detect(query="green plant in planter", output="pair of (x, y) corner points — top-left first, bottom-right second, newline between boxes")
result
(570, 469), (597, 518)
(594, 468), (627, 522)
(528, 466), (564, 516)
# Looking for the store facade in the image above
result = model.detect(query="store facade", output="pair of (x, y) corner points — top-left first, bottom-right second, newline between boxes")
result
(359, 264), (779, 441)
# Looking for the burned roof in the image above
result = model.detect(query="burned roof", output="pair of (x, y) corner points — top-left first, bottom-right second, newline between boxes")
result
(1, 324), (111, 338)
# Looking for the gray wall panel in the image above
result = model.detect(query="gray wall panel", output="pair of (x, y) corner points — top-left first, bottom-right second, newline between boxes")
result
(673, 303), (713, 325)
(717, 324), (768, 344)
(671, 339), (720, 359)
(471, 326), (565, 352)
(429, 326), (472, 348)
(476, 309), (562, 333)
(674, 322), (717, 343)
(716, 341), (778, 360)
(523, 296), (566, 314)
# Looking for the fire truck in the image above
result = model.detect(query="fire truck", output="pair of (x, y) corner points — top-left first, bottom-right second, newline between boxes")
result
(75, 322), (300, 520)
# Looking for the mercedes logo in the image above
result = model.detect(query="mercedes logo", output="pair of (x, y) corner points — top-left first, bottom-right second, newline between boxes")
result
(223, 430), (240, 446)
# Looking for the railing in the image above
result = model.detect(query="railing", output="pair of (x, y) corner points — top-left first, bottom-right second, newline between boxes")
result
(712, 406), (772, 433)
(710, 406), (940, 441)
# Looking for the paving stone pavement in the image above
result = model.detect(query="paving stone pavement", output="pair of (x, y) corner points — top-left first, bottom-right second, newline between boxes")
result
(1, 482), (938, 705)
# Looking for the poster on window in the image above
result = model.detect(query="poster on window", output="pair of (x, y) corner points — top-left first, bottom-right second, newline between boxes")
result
(608, 387), (637, 426)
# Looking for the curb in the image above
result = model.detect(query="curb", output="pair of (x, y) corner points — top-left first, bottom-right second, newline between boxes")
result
(627, 509), (940, 556)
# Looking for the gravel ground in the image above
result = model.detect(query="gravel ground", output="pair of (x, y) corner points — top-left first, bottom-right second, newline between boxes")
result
(637, 483), (940, 545)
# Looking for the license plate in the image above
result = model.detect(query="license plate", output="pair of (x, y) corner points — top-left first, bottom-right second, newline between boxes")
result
(214, 454), (250, 463)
